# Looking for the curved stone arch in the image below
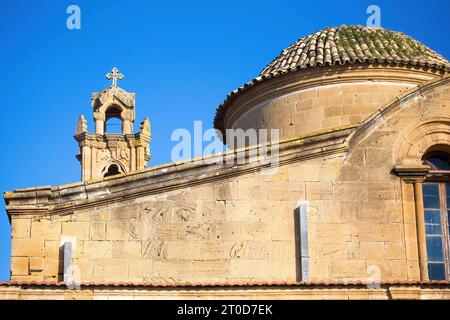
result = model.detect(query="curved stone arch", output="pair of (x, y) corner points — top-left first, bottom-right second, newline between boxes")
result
(100, 102), (123, 115)
(396, 118), (450, 165)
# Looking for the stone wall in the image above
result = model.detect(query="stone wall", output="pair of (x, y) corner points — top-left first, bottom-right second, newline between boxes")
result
(224, 65), (440, 145)
(6, 76), (450, 284)
(232, 82), (413, 140)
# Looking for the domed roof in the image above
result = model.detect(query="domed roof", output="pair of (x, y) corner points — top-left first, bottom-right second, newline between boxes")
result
(214, 25), (450, 134)
(260, 25), (450, 76)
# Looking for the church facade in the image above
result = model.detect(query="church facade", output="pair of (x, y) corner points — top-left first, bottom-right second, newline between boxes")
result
(1, 25), (450, 299)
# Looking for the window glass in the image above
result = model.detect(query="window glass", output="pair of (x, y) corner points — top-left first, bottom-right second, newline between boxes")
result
(425, 154), (450, 170)
(425, 223), (441, 235)
(423, 183), (446, 280)
(428, 263), (446, 281)
(423, 184), (440, 209)
(426, 236), (444, 262)
(424, 210), (441, 224)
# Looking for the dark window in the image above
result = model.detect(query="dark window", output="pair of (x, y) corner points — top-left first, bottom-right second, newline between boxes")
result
(422, 153), (450, 280)
(424, 153), (450, 171)
(104, 164), (120, 177)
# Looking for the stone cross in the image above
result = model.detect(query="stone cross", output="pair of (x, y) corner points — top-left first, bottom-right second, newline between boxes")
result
(106, 67), (124, 87)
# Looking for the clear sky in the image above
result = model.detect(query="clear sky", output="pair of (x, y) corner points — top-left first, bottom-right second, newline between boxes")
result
(0, 0), (449, 281)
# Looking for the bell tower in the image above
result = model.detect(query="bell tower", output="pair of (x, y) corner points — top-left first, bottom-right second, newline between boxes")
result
(74, 67), (151, 182)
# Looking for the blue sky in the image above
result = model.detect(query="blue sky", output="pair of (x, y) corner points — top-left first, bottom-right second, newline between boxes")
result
(0, 0), (449, 281)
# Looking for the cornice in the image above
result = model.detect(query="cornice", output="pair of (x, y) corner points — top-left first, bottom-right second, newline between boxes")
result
(393, 165), (431, 183)
(4, 126), (355, 219)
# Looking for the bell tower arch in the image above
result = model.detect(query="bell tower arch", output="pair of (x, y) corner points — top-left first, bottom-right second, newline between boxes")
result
(74, 67), (151, 182)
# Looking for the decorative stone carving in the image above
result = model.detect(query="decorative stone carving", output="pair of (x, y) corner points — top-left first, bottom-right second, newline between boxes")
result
(74, 68), (152, 181)
(118, 147), (130, 162)
(96, 149), (112, 163)
(76, 115), (87, 134)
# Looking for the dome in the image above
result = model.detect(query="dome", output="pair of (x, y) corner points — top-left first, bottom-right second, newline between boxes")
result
(260, 25), (450, 76)
(214, 25), (450, 141)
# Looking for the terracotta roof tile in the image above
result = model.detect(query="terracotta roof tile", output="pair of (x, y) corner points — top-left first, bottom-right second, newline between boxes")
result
(213, 25), (450, 138)
(1, 280), (449, 288)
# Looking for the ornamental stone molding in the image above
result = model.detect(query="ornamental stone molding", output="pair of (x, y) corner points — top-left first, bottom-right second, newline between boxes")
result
(74, 68), (152, 182)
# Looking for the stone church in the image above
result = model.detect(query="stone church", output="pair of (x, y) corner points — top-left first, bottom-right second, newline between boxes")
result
(1, 25), (450, 299)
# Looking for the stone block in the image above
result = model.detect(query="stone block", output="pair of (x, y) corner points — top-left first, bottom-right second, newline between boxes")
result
(215, 182), (238, 201)
(317, 242), (350, 260)
(224, 201), (252, 222)
(405, 241), (419, 261)
(11, 239), (44, 257)
(29, 257), (44, 272)
(110, 203), (139, 221)
(288, 164), (320, 182)
(90, 222), (106, 240)
(324, 106), (343, 117)
(84, 241), (112, 259)
(31, 220), (62, 240)
(365, 148), (393, 166)
(270, 219), (295, 241)
(385, 242), (406, 260)
(230, 259), (268, 279)
(166, 241), (200, 260)
(270, 166), (288, 182)
(309, 259), (329, 279)
(62, 222), (89, 240)
(193, 260), (230, 278)
(93, 259), (128, 280)
(153, 261), (193, 278)
(371, 224), (403, 242)
(128, 259), (152, 278)
(268, 181), (302, 201)
(238, 179), (267, 200)
(306, 182), (333, 200)
(366, 260), (392, 278)
(106, 222), (130, 241)
(359, 242), (385, 260)
(339, 201), (358, 222)
(72, 258), (93, 280)
(358, 201), (388, 222)
(334, 182), (367, 201)
(112, 241), (141, 259)
(11, 219), (31, 239)
(329, 260), (366, 278)
(367, 183), (398, 201)
(195, 201), (226, 222)
(43, 258), (62, 280)
(337, 165), (362, 182)
(390, 260), (408, 279)
(242, 222), (272, 240)
(11, 257), (28, 276)
(316, 224), (350, 241)
(90, 208), (110, 222)
(44, 240), (61, 259)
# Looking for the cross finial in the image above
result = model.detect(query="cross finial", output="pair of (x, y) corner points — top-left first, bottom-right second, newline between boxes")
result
(106, 67), (124, 87)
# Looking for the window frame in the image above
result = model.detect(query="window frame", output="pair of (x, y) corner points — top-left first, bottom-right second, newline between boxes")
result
(423, 153), (450, 280)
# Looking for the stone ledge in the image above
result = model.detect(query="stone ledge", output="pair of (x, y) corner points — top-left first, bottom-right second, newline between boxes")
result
(4, 126), (355, 218)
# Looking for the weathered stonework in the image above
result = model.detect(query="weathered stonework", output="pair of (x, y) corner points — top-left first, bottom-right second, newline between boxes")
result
(2, 27), (450, 299)
(74, 70), (151, 182)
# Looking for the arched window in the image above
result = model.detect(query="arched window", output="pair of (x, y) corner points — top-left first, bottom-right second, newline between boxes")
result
(104, 106), (123, 134)
(422, 151), (450, 280)
(104, 164), (120, 177)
